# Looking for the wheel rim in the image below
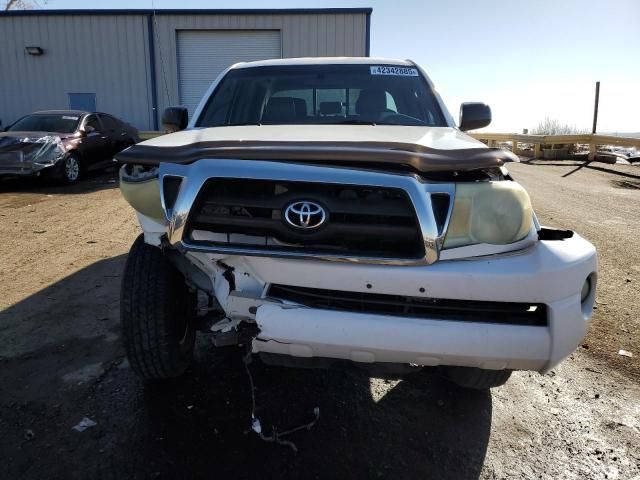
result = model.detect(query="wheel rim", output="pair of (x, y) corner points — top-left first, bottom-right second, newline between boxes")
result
(65, 157), (79, 181)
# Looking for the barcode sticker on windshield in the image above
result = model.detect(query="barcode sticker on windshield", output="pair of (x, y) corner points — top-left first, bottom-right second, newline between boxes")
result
(62, 116), (79, 120)
(370, 66), (419, 76)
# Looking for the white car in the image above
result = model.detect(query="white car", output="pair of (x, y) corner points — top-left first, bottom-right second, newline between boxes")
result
(116, 58), (597, 390)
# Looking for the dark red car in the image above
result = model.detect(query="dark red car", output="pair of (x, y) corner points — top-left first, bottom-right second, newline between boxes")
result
(0, 110), (139, 183)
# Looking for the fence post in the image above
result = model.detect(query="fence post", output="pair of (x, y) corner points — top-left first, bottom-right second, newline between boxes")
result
(588, 141), (597, 161)
(534, 143), (541, 159)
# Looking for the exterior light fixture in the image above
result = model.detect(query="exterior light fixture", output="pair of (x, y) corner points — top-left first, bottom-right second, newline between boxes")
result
(25, 46), (44, 55)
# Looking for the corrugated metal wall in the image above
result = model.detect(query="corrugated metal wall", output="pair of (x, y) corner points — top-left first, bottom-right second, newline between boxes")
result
(176, 30), (282, 116)
(0, 11), (368, 130)
(151, 12), (368, 115)
(0, 14), (154, 130)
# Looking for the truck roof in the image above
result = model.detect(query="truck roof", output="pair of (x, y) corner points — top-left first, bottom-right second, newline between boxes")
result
(233, 57), (415, 69)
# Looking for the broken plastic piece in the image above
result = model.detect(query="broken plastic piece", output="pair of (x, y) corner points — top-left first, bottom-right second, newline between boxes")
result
(618, 349), (633, 358)
(251, 416), (262, 434)
(72, 417), (97, 432)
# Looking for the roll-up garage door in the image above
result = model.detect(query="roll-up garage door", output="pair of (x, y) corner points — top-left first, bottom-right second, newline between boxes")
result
(177, 30), (282, 118)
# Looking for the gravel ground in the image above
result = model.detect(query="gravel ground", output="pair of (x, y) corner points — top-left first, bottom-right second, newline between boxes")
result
(0, 162), (638, 480)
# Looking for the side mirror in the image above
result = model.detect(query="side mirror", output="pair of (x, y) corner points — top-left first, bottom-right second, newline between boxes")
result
(459, 102), (491, 131)
(81, 125), (95, 136)
(162, 106), (188, 133)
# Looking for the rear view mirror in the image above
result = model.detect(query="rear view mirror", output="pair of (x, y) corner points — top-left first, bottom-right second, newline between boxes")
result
(83, 125), (95, 134)
(459, 102), (491, 131)
(162, 106), (189, 133)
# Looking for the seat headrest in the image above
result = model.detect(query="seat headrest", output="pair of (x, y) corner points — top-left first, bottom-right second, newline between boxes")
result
(355, 89), (387, 115)
(319, 101), (342, 115)
(263, 97), (307, 122)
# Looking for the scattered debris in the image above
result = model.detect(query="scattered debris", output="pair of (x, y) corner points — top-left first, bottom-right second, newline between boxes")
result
(33, 230), (46, 234)
(243, 350), (320, 453)
(585, 367), (603, 374)
(86, 240), (97, 244)
(618, 350), (633, 358)
(72, 417), (97, 432)
(24, 429), (35, 441)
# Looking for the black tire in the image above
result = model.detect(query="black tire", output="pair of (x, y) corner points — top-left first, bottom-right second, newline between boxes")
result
(121, 235), (196, 380)
(51, 152), (82, 184)
(443, 366), (512, 390)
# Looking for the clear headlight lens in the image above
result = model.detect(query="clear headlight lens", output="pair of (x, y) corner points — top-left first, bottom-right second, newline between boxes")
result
(443, 181), (533, 249)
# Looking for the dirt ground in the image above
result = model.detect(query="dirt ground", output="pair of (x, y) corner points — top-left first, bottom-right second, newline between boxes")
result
(0, 162), (638, 480)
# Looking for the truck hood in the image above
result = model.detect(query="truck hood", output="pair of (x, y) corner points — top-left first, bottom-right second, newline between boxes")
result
(139, 125), (485, 150)
(115, 125), (517, 173)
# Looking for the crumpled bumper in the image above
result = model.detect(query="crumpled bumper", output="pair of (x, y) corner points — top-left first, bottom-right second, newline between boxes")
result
(0, 137), (65, 176)
(244, 233), (597, 373)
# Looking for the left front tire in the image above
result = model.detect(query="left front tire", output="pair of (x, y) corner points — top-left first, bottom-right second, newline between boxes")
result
(121, 235), (197, 380)
(50, 152), (82, 184)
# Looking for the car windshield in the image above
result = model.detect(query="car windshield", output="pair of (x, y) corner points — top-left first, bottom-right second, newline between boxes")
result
(8, 114), (81, 133)
(196, 64), (448, 127)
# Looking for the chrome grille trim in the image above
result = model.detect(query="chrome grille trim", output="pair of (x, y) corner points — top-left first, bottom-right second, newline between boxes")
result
(160, 159), (455, 265)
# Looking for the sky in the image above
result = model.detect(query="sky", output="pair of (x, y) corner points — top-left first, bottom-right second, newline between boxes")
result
(22, 0), (640, 132)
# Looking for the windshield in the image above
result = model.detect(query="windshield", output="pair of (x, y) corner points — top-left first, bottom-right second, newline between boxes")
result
(196, 64), (447, 128)
(8, 114), (81, 133)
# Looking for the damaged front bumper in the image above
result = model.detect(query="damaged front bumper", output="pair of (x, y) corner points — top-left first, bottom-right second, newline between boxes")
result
(184, 232), (596, 374)
(0, 136), (66, 176)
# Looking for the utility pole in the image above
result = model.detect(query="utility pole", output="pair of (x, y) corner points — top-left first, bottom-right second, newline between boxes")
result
(589, 81), (600, 161)
(592, 81), (600, 134)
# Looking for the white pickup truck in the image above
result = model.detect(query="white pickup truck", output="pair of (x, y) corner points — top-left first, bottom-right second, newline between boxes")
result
(116, 57), (597, 390)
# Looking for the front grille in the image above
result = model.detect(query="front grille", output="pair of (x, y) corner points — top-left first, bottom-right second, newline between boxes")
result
(267, 284), (548, 327)
(186, 179), (425, 259)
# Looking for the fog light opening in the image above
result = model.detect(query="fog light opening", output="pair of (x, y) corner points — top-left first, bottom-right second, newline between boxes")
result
(580, 277), (591, 303)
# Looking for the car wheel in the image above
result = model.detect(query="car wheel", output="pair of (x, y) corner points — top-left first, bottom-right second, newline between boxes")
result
(443, 366), (512, 390)
(51, 152), (82, 184)
(121, 234), (196, 380)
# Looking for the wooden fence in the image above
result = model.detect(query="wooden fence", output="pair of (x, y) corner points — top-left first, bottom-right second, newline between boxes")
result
(468, 133), (640, 160)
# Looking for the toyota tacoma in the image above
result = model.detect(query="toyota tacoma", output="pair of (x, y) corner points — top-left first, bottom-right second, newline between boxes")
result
(116, 58), (597, 390)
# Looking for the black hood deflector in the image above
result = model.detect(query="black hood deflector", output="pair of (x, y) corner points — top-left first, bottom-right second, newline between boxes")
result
(115, 140), (516, 173)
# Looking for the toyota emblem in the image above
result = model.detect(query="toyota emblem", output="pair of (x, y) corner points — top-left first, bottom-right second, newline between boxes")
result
(284, 201), (327, 229)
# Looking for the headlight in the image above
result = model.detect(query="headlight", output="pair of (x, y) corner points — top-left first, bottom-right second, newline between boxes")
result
(119, 166), (164, 221)
(443, 181), (533, 249)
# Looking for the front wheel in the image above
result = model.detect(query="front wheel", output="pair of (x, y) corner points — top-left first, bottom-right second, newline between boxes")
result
(51, 152), (82, 184)
(121, 235), (196, 380)
(443, 366), (512, 390)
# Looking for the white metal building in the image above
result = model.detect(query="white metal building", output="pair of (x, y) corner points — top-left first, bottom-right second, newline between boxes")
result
(0, 8), (371, 130)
